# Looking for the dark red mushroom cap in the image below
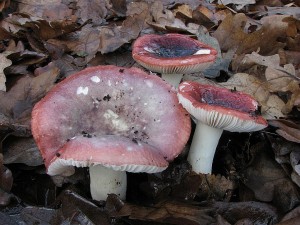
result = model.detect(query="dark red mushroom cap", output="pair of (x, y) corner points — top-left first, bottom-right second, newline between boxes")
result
(177, 81), (268, 132)
(32, 65), (191, 175)
(132, 33), (218, 74)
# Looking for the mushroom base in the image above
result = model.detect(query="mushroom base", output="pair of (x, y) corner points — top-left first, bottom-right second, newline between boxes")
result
(161, 73), (183, 88)
(89, 165), (127, 201)
(187, 122), (223, 174)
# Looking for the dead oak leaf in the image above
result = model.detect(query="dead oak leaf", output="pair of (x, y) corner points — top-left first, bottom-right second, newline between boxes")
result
(98, 8), (148, 54)
(239, 52), (299, 114)
(218, 0), (256, 10)
(17, 0), (62, 18)
(213, 13), (291, 55)
(0, 0), (10, 12)
(48, 24), (100, 63)
(75, 0), (108, 26)
(0, 53), (12, 91)
(4, 12), (84, 40)
(18, 0), (73, 21)
(148, 1), (200, 34)
(0, 63), (59, 127)
(268, 119), (300, 144)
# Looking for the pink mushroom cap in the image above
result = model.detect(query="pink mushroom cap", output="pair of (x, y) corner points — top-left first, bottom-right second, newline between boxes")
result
(177, 81), (268, 132)
(132, 33), (218, 74)
(31, 65), (191, 175)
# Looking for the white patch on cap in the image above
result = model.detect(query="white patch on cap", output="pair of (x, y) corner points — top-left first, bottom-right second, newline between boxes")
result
(103, 109), (129, 131)
(108, 80), (112, 86)
(77, 86), (89, 95)
(91, 76), (100, 83)
(127, 146), (133, 151)
(144, 46), (155, 53)
(194, 49), (211, 55)
(145, 80), (153, 88)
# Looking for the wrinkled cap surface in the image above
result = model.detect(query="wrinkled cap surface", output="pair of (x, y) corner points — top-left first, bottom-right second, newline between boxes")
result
(132, 33), (218, 74)
(32, 66), (191, 175)
(178, 81), (267, 132)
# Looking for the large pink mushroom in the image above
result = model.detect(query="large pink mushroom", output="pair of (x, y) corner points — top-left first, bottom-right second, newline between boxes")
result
(132, 33), (218, 88)
(177, 81), (268, 174)
(31, 65), (191, 200)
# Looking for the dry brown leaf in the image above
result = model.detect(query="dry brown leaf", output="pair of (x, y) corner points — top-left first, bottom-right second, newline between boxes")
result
(265, 6), (300, 19)
(3, 137), (43, 166)
(193, 4), (230, 26)
(218, 0), (256, 10)
(198, 174), (236, 201)
(174, 4), (193, 20)
(3, 13), (84, 40)
(148, 1), (200, 34)
(17, 0), (62, 18)
(268, 119), (300, 143)
(279, 205), (300, 224)
(0, 63), (59, 126)
(0, 0), (10, 12)
(98, 7), (148, 54)
(0, 53), (12, 91)
(75, 0), (108, 25)
(243, 144), (298, 212)
(48, 24), (100, 63)
(213, 13), (292, 55)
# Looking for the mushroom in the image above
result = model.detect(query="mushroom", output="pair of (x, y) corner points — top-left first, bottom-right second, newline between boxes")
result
(132, 33), (218, 88)
(31, 65), (191, 200)
(177, 81), (268, 174)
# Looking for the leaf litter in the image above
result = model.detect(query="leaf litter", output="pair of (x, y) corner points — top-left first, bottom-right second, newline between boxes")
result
(0, 0), (300, 224)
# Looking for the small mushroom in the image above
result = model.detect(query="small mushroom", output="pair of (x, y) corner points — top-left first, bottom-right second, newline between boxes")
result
(132, 33), (218, 88)
(177, 81), (268, 174)
(31, 65), (191, 200)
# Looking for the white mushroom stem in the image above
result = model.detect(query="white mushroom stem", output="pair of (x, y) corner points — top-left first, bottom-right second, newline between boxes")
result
(187, 122), (223, 174)
(161, 73), (183, 88)
(89, 165), (127, 201)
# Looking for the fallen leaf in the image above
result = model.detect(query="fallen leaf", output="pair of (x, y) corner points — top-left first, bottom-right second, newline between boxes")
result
(48, 24), (100, 63)
(213, 13), (291, 55)
(3, 12), (85, 40)
(98, 7), (148, 54)
(197, 174), (236, 201)
(279, 205), (300, 224)
(243, 143), (299, 213)
(0, 63), (59, 127)
(269, 119), (300, 143)
(148, 1), (200, 34)
(17, 0), (62, 18)
(0, 53), (12, 91)
(218, 0), (256, 10)
(0, 0), (10, 12)
(3, 137), (43, 166)
(75, 0), (108, 25)
(0, 153), (13, 206)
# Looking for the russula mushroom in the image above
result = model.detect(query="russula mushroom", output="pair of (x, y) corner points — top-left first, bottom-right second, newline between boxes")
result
(31, 65), (191, 201)
(177, 81), (268, 174)
(132, 33), (218, 88)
